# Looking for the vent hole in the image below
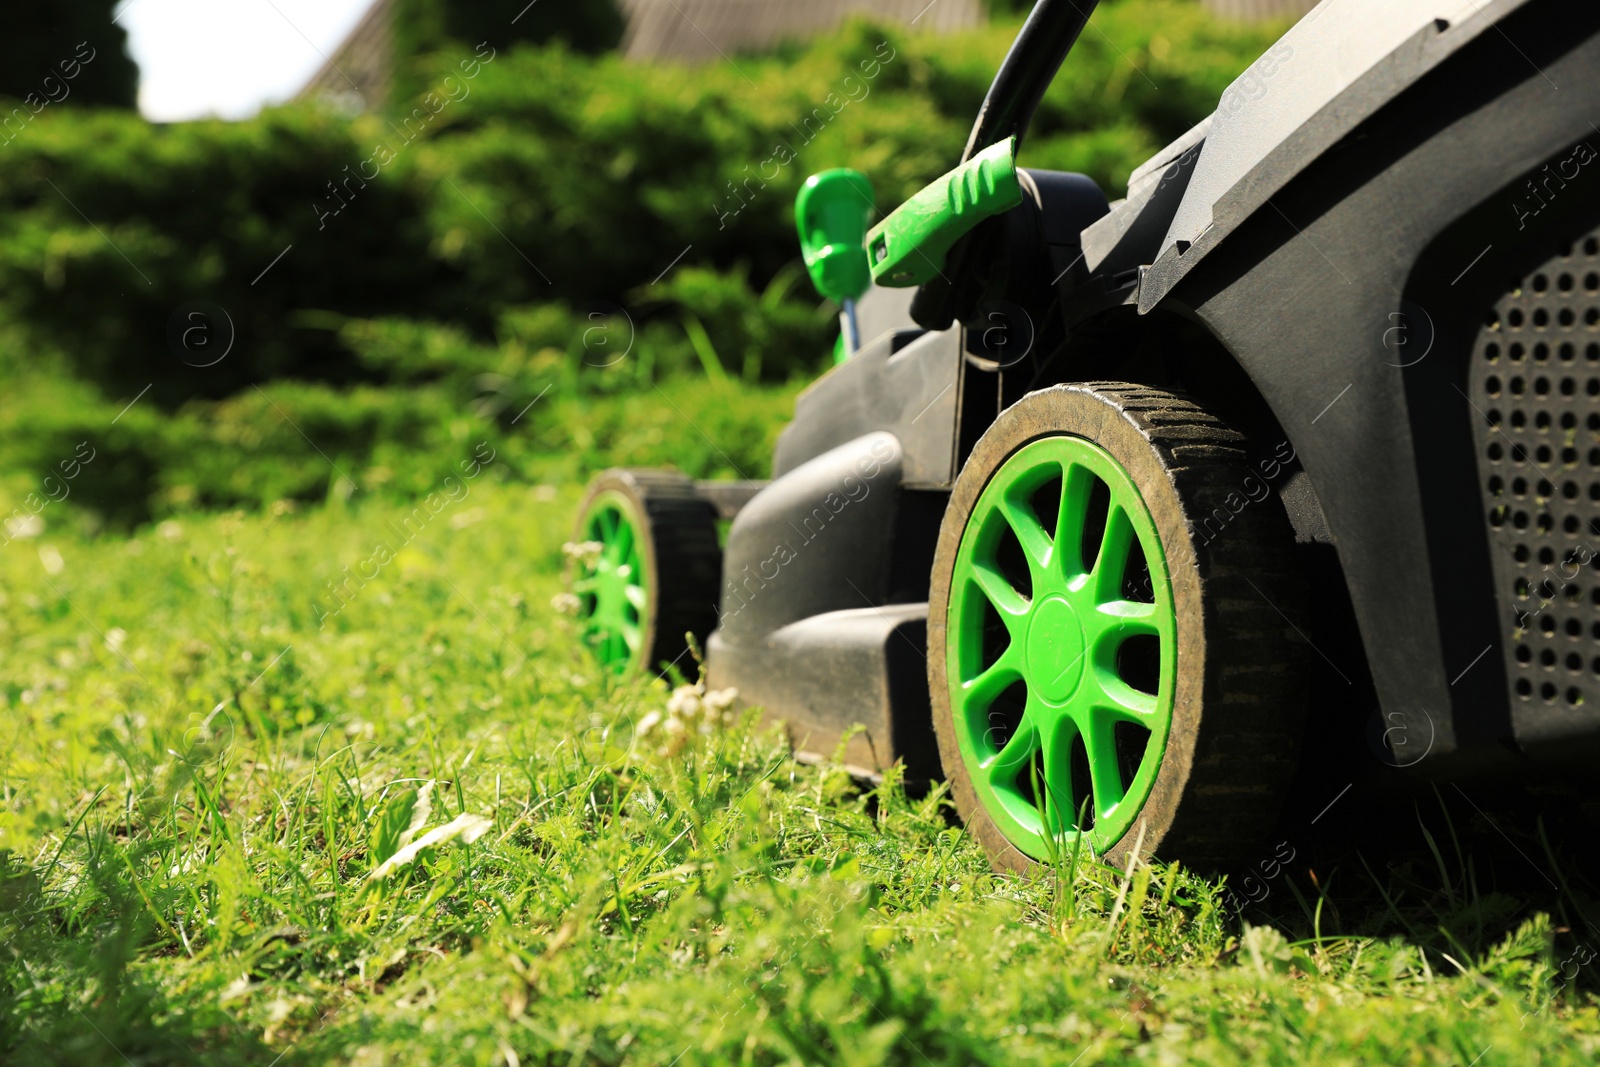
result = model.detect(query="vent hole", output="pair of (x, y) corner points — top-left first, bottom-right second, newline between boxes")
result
(1079, 476), (1111, 576)
(984, 679), (1029, 758)
(1117, 634), (1162, 696)
(1113, 721), (1152, 799)
(1122, 537), (1153, 604)
(1067, 733), (1095, 832)
(1029, 474), (1062, 546)
(994, 520), (1034, 608)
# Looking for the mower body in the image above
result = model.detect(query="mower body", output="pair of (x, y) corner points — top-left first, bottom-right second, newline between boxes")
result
(704, 0), (1600, 784)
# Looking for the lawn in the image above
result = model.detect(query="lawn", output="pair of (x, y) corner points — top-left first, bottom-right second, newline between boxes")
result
(1, 401), (1598, 1066)
(5, 0), (1597, 1061)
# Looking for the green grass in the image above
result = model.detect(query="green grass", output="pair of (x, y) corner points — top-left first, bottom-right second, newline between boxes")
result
(2, 465), (1599, 1065)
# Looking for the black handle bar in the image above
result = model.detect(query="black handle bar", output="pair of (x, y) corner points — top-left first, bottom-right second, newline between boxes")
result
(961, 0), (1102, 163)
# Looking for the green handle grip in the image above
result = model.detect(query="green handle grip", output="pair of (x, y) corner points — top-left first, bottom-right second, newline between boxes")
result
(866, 137), (1022, 288)
(796, 168), (875, 305)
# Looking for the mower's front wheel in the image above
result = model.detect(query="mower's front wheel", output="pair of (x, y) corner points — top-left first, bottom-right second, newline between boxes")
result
(928, 383), (1308, 873)
(571, 469), (721, 678)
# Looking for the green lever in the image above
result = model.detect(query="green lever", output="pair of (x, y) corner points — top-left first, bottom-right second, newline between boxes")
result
(866, 137), (1022, 288)
(796, 169), (875, 305)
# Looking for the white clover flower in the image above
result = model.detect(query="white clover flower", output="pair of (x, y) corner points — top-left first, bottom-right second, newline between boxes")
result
(703, 687), (739, 726)
(634, 683), (742, 759)
(550, 592), (582, 616)
(666, 684), (704, 721)
(561, 540), (604, 566)
(660, 714), (690, 756)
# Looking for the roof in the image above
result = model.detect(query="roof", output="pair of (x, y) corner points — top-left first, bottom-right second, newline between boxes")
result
(299, 0), (1312, 111)
(616, 0), (979, 62)
(1199, 0), (1318, 20)
(299, 0), (394, 112)
(299, 0), (980, 109)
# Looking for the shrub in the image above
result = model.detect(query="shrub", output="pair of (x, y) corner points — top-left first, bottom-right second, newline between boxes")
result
(642, 264), (833, 383)
(0, 107), (451, 405)
(0, 0), (1284, 526)
(0, 4), (1279, 406)
(413, 7), (1279, 317)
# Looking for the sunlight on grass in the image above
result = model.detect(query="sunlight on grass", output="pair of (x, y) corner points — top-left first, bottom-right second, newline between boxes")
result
(0, 481), (1595, 1065)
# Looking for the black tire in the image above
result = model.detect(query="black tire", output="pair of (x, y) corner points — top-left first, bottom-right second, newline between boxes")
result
(573, 469), (722, 679)
(927, 383), (1309, 873)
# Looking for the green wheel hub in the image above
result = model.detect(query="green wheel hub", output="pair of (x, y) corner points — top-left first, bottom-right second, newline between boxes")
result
(574, 491), (649, 672)
(946, 434), (1176, 858)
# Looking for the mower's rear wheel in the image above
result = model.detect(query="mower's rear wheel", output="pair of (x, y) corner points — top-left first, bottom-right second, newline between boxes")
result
(928, 383), (1308, 873)
(572, 469), (721, 678)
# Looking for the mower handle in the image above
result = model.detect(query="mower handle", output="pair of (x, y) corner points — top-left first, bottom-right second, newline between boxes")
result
(961, 0), (1101, 163)
(801, 0), (1100, 331)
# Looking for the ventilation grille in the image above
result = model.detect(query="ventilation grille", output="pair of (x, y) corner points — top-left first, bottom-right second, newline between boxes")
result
(1471, 230), (1600, 712)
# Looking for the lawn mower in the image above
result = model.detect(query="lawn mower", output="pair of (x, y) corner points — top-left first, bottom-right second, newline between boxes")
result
(570, 0), (1600, 873)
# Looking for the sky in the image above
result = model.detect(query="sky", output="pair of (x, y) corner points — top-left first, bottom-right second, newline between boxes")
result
(115, 0), (378, 121)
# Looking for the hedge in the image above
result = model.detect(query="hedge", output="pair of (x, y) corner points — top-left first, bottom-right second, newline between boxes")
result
(0, 2), (1285, 524)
